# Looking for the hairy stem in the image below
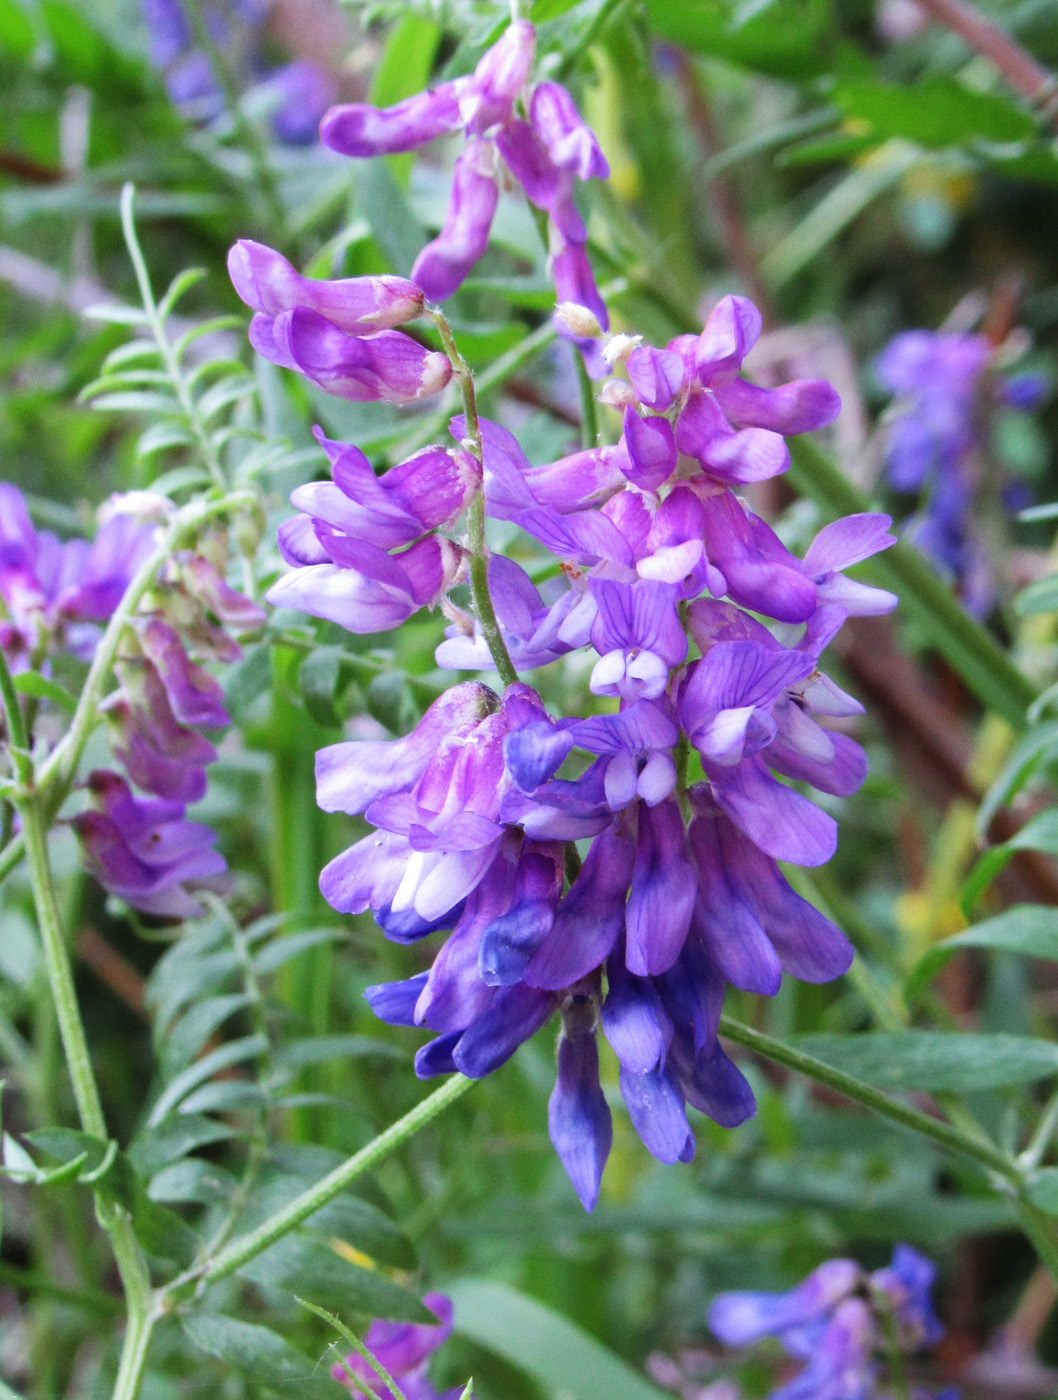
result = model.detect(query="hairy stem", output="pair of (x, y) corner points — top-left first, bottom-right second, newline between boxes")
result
(167, 1072), (475, 1298)
(718, 1015), (1018, 1181)
(428, 308), (520, 690)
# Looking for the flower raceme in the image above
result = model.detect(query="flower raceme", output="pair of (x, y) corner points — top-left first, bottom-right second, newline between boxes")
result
(709, 1245), (951, 1399)
(0, 485), (263, 917)
(250, 264), (897, 1207)
(318, 18), (610, 348)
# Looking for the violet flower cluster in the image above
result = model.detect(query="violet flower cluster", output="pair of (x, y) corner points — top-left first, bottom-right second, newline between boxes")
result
(142, 0), (336, 145)
(331, 1292), (459, 1400)
(319, 18), (610, 356)
(235, 14), (897, 1210)
(0, 486), (264, 918)
(709, 1245), (954, 1400)
(877, 329), (1046, 616)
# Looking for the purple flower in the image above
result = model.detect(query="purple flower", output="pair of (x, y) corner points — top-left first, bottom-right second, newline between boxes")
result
(0, 485), (154, 657)
(710, 1246), (948, 1400)
(249, 309), (452, 403)
(106, 662), (218, 804)
(319, 18), (608, 316)
(266, 435), (470, 636)
(228, 241), (425, 334)
(332, 1292), (455, 1400)
(73, 770), (225, 918)
(264, 60), (336, 146)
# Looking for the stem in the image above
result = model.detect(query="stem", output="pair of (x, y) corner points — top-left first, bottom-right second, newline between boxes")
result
(169, 1073), (475, 1297)
(19, 797), (105, 1137)
(428, 308), (520, 690)
(1021, 1084), (1058, 1172)
(1016, 1199), (1058, 1288)
(574, 348), (600, 450)
(717, 1014), (1018, 1182)
(298, 1300), (408, 1400)
(911, 0), (1058, 128)
(120, 185), (227, 490)
(108, 1211), (158, 1400)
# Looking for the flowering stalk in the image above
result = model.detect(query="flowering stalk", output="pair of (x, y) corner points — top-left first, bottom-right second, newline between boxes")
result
(428, 307), (520, 690)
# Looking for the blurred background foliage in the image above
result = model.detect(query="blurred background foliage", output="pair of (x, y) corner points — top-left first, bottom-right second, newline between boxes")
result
(4, 0), (1058, 1396)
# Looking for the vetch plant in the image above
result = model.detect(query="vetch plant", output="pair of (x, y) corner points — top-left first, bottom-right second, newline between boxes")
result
(6, 5), (1058, 1400)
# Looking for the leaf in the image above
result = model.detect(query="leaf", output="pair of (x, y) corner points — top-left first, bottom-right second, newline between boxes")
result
(908, 905), (1058, 1001)
(225, 643), (272, 724)
(642, 0), (838, 80)
(128, 1116), (238, 1179)
(369, 12), (442, 186)
(182, 1313), (347, 1396)
(132, 1195), (200, 1265)
(253, 929), (345, 975)
(146, 947), (239, 1035)
(238, 1234), (433, 1322)
(156, 267), (207, 321)
(102, 339), (162, 372)
(195, 374), (256, 422)
(25, 1129), (137, 1207)
(148, 1158), (237, 1205)
(83, 303), (149, 326)
(355, 160), (427, 278)
(789, 1031), (1058, 1091)
(162, 993), (254, 1076)
(299, 648), (345, 728)
(447, 1279), (671, 1400)
(1028, 1168), (1058, 1216)
(176, 1081), (267, 1116)
(1015, 574), (1058, 617)
(12, 671), (77, 713)
(834, 76), (1036, 148)
(147, 1034), (269, 1126)
(136, 422), (196, 459)
(977, 721), (1058, 835)
(962, 813), (1058, 914)
(85, 390), (182, 416)
(272, 1035), (402, 1072)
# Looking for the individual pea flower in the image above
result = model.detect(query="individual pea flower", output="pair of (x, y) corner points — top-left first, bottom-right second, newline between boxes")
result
(709, 1247), (952, 1400)
(265, 430), (475, 635)
(319, 18), (609, 329)
(0, 483), (155, 667)
(331, 1292), (461, 1400)
(72, 770), (226, 919)
(877, 327), (1048, 616)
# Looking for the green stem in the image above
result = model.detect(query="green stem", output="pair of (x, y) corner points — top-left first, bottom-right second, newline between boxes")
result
(0, 645), (31, 786)
(120, 185), (227, 490)
(574, 348), (600, 450)
(717, 1014), (1018, 1182)
(1015, 1198), (1058, 1286)
(169, 1073), (475, 1298)
(299, 1300), (408, 1400)
(428, 309), (520, 690)
(1021, 1083), (1058, 1171)
(18, 791), (157, 1399)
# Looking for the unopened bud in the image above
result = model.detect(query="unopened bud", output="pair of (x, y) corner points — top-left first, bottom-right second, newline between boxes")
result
(99, 490), (173, 525)
(555, 302), (603, 339)
(599, 378), (637, 409)
(602, 333), (641, 368)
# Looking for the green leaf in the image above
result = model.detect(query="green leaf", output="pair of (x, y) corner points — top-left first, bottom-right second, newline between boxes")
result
(642, 0), (838, 79)
(448, 1279), (671, 1400)
(962, 813), (1058, 914)
(909, 904), (1058, 1000)
(148, 1157), (237, 1205)
(128, 1115), (238, 1178)
(147, 1034), (269, 1126)
(83, 303), (149, 326)
(182, 1313), (348, 1396)
(162, 993), (254, 1075)
(834, 76), (1036, 148)
(355, 160), (427, 278)
(25, 1129), (137, 1207)
(11, 671), (76, 713)
(369, 13), (442, 186)
(977, 721), (1058, 834)
(253, 929), (344, 975)
(225, 643), (272, 724)
(299, 647), (345, 728)
(1027, 1167), (1058, 1216)
(1015, 574), (1058, 617)
(302, 1193), (418, 1271)
(789, 1031), (1058, 1091)
(156, 267), (207, 321)
(136, 422), (196, 459)
(272, 1035), (402, 1072)
(238, 1234), (433, 1323)
(176, 1081), (267, 1117)
(86, 390), (182, 416)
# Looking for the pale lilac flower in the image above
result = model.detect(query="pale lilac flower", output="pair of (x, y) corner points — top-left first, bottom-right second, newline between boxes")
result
(73, 770), (225, 918)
